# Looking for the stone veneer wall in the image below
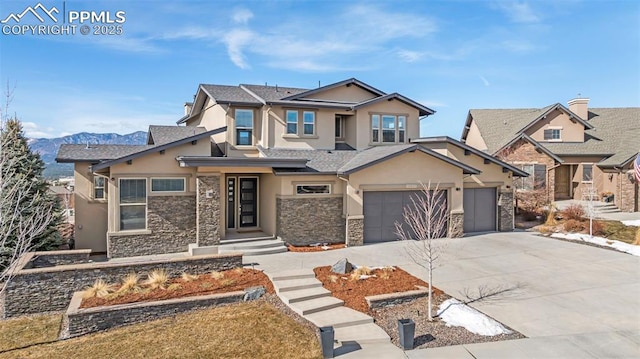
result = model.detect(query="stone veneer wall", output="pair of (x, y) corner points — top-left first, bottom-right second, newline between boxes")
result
(449, 212), (464, 238)
(276, 196), (345, 246)
(617, 173), (638, 212)
(197, 175), (220, 246)
(346, 217), (364, 246)
(108, 195), (196, 258)
(498, 190), (515, 231)
(1, 252), (242, 318)
(30, 250), (91, 268)
(499, 139), (556, 203)
(64, 291), (245, 338)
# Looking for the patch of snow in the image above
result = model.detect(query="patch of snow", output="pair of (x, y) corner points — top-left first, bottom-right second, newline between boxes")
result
(621, 220), (640, 227)
(550, 233), (640, 256)
(357, 274), (377, 280)
(437, 298), (512, 336)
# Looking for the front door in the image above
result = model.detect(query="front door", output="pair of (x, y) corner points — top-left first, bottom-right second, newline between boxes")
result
(555, 166), (570, 199)
(239, 178), (258, 227)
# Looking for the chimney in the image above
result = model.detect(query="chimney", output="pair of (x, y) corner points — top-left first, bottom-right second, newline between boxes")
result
(568, 97), (589, 121)
(184, 102), (193, 116)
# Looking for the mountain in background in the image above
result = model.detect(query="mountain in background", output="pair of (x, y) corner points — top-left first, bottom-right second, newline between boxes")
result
(29, 131), (148, 178)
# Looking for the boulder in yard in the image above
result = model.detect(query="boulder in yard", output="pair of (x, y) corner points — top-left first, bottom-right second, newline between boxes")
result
(331, 258), (353, 274)
(244, 286), (266, 301)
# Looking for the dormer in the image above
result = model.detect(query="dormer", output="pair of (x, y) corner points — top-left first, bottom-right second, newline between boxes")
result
(520, 103), (593, 143)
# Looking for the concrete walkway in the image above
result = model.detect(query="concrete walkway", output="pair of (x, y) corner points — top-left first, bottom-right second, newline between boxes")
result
(246, 232), (640, 358)
(267, 268), (405, 358)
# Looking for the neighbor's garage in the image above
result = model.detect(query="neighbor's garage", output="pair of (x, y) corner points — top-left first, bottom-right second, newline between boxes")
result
(463, 188), (497, 233)
(363, 190), (448, 243)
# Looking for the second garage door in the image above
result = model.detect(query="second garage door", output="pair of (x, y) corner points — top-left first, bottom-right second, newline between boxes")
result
(363, 190), (448, 243)
(463, 188), (497, 233)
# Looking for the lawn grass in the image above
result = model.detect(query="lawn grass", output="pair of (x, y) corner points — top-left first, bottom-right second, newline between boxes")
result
(599, 221), (638, 244)
(0, 301), (322, 359)
(0, 314), (62, 352)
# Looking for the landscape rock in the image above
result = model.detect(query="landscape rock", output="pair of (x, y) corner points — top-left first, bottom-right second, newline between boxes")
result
(243, 286), (266, 301)
(331, 258), (353, 274)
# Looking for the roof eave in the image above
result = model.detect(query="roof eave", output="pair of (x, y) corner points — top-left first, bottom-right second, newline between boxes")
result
(176, 157), (308, 169)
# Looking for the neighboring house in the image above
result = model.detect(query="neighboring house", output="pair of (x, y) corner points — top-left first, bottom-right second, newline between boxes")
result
(48, 185), (74, 222)
(461, 98), (640, 212)
(57, 78), (526, 258)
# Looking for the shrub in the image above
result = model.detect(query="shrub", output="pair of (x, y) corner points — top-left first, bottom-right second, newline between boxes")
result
(82, 279), (115, 299)
(233, 267), (245, 275)
(210, 271), (224, 280)
(144, 269), (169, 290)
(181, 272), (199, 282)
(220, 279), (236, 287)
(562, 204), (585, 220)
(349, 266), (373, 281)
(634, 228), (640, 245)
(564, 219), (585, 232)
(167, 283), (182, 291)
(328, 274), (339, 283)
(537, 225), (554, 234)
(117, 273), (141, 293)
(521, 210), (538, 221)
(591, 220), (605, 236)
(544, 205), (557, 226)
(516, 188), (548, 216)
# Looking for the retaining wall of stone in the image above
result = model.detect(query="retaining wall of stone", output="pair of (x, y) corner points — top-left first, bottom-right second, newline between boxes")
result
(63, 291), (245, 338)
(1, 251), (242, 318)
(365, 287), (429, 309)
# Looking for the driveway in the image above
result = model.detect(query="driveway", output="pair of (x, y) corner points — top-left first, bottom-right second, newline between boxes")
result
(246, 232), (640, 357)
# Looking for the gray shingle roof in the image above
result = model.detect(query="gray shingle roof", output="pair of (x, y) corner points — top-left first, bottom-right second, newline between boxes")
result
(148, 126), (207, 145)
(259, 147), (357, 173)
(200, 84), (262, 104)
(56, 144), (150, 163)
(241, 84), (308, 102)
(468, 106), (640, 167)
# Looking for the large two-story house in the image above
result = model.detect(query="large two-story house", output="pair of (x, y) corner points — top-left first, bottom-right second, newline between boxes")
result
(461, 98), (640, 212)
(57, 78), (526, 258)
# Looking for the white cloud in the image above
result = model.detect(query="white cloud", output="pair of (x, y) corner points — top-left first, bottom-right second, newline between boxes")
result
(479, 75), (491, 87)
(21, 122), (57, 138)
(397, 50), (423, 63)
(494, 1), (541, 23)
(232, 8), (253, 24)
(222, 29), (254, 69)
(502, 39), (536, 53)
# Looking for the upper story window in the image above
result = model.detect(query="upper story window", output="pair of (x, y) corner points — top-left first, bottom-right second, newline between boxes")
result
(335, 115), (345, 140)
(582, 164), (593, 182)
(543, 129), (561, 141)
(235, 109), (254, 146)
(284, 109), (316, 137)
(93, 176), (105, 199)
(151, 178), (185, 192)
(371, 114), (406, 144)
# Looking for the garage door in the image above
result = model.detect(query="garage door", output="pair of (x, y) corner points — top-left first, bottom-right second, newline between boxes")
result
(363, 190), (447, 243)
(463, 188), (497, 233)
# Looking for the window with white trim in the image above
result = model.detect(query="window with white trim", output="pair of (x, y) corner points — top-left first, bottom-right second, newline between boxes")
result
(119, 178), (146, 230)
(93, 176), (105, 199)
(284, 110), (316, 136)
(371, 114), (407, 143)
(543, 129), (561, 140)
(151, 178), (185, 192)
(286, 110), (298, 134)
(303, 111), (315, 135)
(296, 184), (331, 195)
(235, 109), (254, 146)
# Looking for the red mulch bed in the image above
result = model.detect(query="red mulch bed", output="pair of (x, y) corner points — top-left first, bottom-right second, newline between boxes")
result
(313, 266), (442, 313)
(287, 243), (346, 252)
(81, 268), (274, 309)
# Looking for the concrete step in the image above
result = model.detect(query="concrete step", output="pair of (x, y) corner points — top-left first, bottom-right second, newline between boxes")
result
(220, 235), (276, 245)
(219, 239), (284, 250)
(268, 269), (316, 281)
(291, 296), (344, 316)
(219, 245), (287, 256)
(273, 277), (322, 293)
(334, 323), (391, 345)
(306, 306), (374, 328)
(278, 286), (331, 304)
(596, 208), (622, 214)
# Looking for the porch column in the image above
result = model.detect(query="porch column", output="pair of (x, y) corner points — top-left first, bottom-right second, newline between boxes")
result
(498, 190), (514, 231)
(196, 174), (221, 246)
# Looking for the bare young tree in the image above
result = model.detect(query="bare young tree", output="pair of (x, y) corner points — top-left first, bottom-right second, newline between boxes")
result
(395, 182), (455, 321)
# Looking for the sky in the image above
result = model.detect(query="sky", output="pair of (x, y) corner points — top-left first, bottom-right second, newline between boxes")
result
(0, 0), (638, 139)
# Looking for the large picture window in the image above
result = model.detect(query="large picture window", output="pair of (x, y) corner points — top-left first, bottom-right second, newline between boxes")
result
(371, 114), (407, 144)
(120, 178), (146, 230)
(151, 178), (185, 192)
(235, 109), (253, 146)
(93, 176), (105, 199)
(516, 164), (546, 191)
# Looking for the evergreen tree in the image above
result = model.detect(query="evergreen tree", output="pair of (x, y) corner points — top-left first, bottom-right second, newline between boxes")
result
(0, 118), (63, 271)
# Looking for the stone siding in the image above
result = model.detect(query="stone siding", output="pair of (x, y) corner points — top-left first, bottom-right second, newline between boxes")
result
(276, 196), (345, 246)
(617, 173), (638, 212)
(498, 190), (515, 231)
(1, 252), (242, 318)
(64, 291), (245, 338)
(449, 212), (464, 238)
(197, 175), (221, 246)
(108, 195), (196, 258)
(30, 250), (91, 268)
(499, 139), (556, 203)
(346, 217), (364, 246)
